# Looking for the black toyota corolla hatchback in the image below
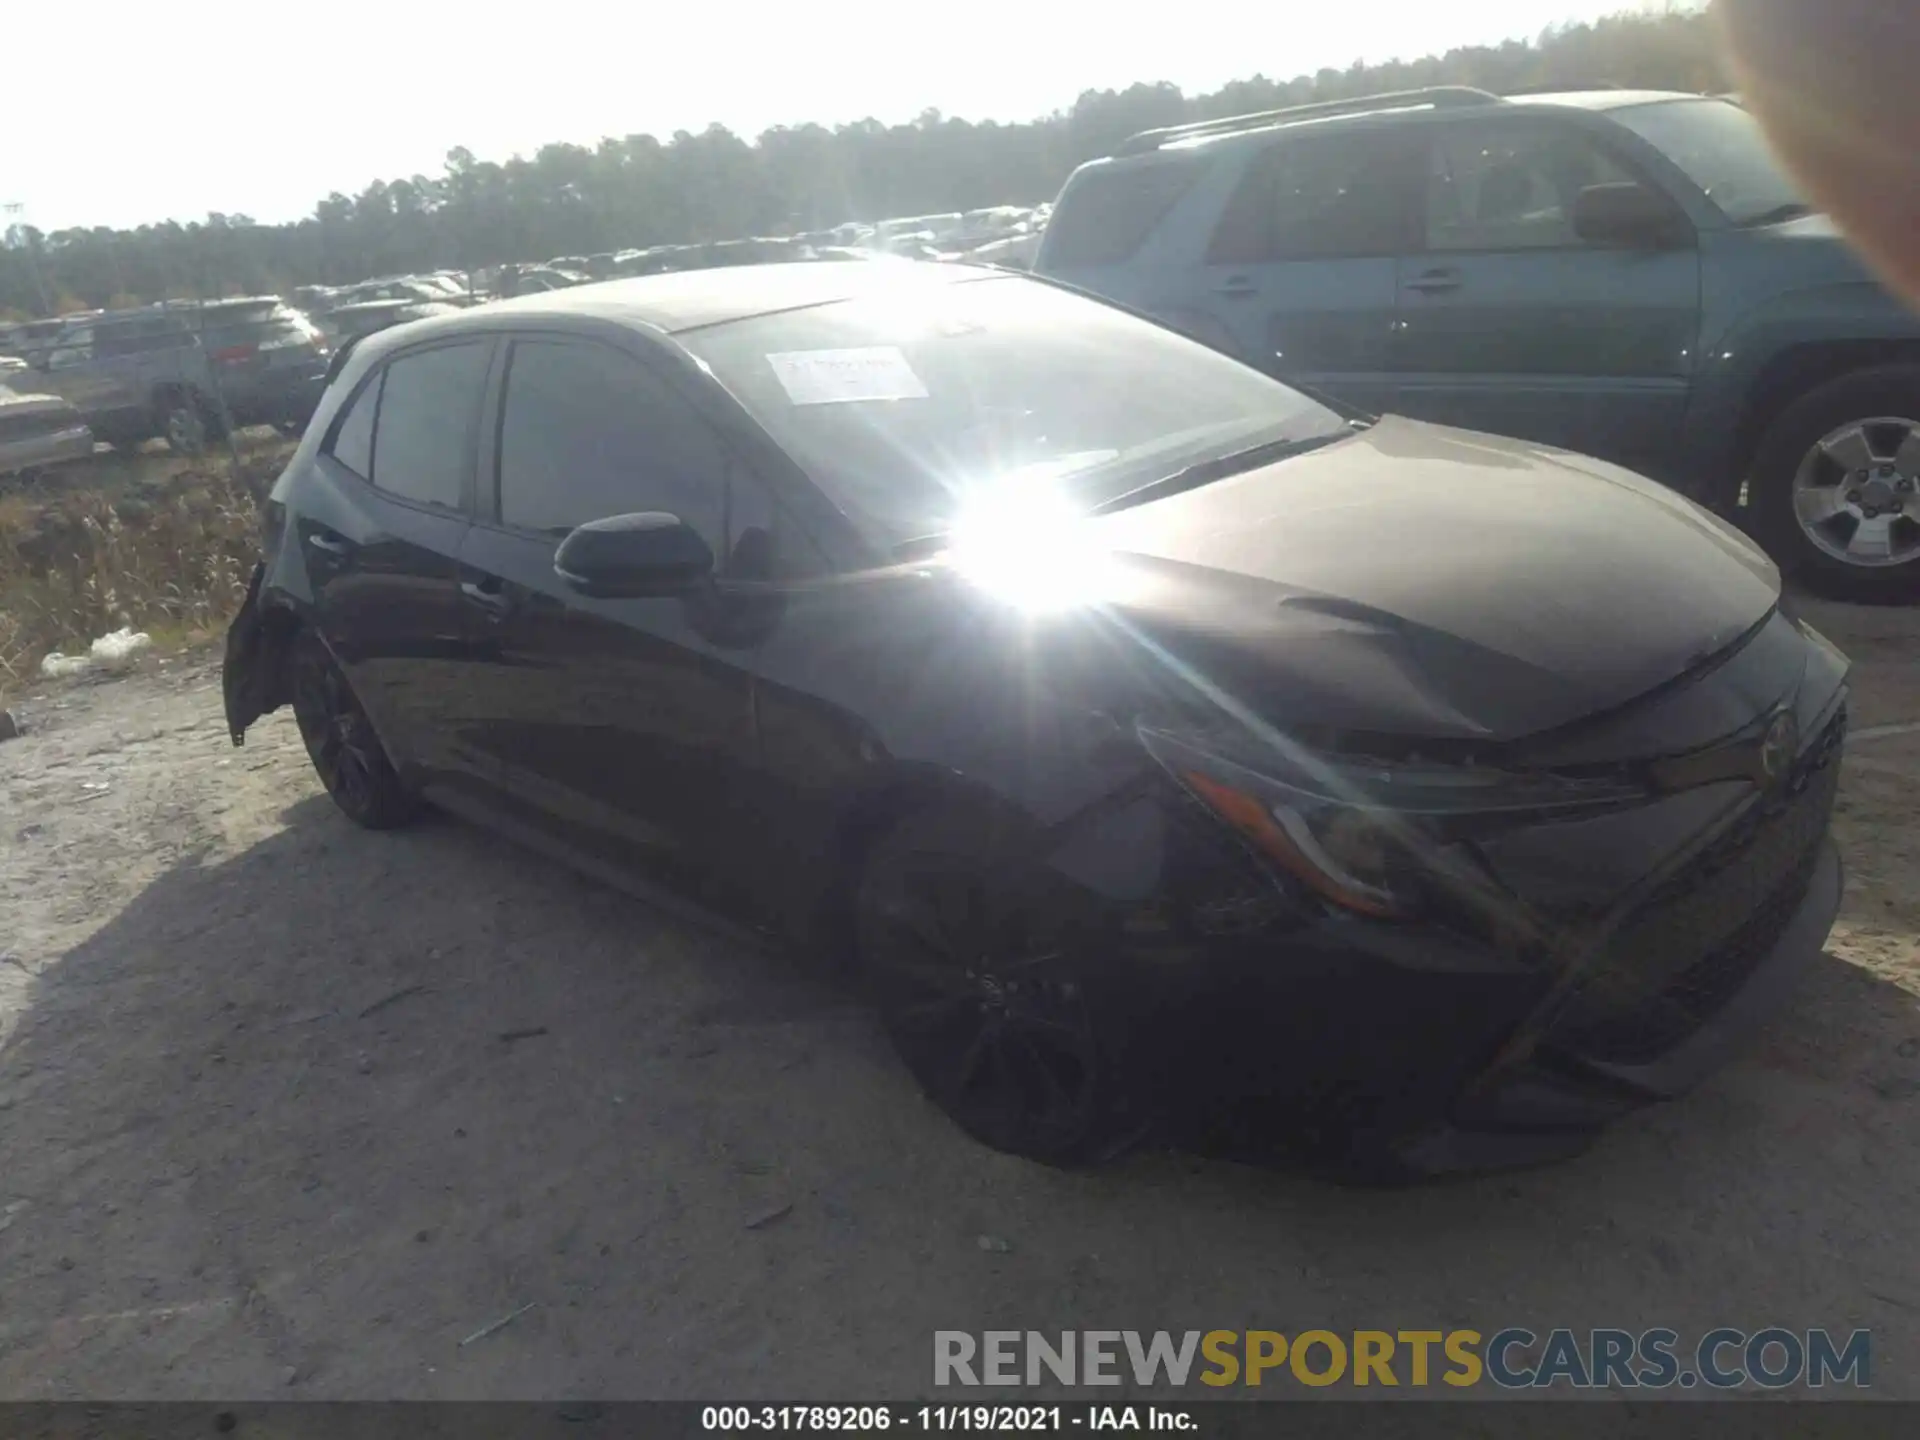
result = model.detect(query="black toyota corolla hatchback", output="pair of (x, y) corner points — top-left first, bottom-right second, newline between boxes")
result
(225, 261), (1849, 1177)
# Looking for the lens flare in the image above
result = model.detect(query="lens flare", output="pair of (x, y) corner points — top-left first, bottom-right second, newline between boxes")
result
(945, 480), (1116, 611)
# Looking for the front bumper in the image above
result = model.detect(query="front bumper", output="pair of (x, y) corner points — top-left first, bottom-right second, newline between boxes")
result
(1396, 837), (1841, 1175)
(1060, 699), (1848, 1177)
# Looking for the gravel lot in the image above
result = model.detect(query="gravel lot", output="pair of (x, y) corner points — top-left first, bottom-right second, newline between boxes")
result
(0, 595), (1915, 1400)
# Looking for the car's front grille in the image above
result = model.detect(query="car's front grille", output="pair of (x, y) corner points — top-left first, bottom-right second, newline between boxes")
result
(1551, 708), (1845, 1065)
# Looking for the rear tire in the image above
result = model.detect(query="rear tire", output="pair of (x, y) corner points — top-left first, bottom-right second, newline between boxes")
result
(159, 394), (211, 455)
(287, 630), (419, 829)
(855, 805), (1144, 1166)
(1749, 365), (1920, 602)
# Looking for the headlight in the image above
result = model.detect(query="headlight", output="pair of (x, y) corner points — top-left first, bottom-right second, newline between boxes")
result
(1139, 726), (1640, 922)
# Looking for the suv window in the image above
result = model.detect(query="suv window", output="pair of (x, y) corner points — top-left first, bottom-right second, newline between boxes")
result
(95, 318), (189, 359)
(1207, 130), (1420, 264)
(367, 342), (490, 509)
(46, 327), (94, 369)
(1425, 121), (1638, 251)
(496, 339), (727, 543)
(1045, 161), (1202, 267)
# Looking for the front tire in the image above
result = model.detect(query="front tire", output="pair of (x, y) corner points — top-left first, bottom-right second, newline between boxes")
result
(288, 630), (419, 829)
(1750, 365), (1920, 601)
(855, 806), (1143, 1166)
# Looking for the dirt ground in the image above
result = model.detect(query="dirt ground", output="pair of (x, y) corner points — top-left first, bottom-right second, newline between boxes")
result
(0, 594), (1915, 1401)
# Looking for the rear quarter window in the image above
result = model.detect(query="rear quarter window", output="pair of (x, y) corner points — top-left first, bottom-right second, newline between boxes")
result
(326, 371), (381, 479)
(1043, 160), (1202, 267)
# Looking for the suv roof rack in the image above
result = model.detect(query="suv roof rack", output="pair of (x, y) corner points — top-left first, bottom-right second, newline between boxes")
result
(1112, 86), (1501, 157)
(1499, 82), (1626, 95)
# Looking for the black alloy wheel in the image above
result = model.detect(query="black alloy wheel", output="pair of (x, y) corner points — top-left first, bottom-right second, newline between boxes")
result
(288, 631), (418, 829)
(857, 808), (1139, 1165)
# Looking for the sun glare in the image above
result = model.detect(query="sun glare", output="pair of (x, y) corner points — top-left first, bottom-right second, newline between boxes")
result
(945, 479), (1117, 612)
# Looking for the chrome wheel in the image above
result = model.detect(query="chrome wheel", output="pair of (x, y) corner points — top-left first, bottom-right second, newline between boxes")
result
(1791, 416), (1920, 569)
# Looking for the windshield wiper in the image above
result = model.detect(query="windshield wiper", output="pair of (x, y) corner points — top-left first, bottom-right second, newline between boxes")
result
(1087, 426), (1360, 516)
(1741, 201), (1816, 227)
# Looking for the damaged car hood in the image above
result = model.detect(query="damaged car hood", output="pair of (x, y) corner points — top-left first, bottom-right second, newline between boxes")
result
(1085, 416), (1781, 744)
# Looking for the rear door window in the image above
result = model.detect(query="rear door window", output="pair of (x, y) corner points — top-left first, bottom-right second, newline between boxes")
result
(1044, 161), (1202, 267)
(495, 338), (728, 543)
(366, 342), (491, 509)
(1208, 130), (1422, 264)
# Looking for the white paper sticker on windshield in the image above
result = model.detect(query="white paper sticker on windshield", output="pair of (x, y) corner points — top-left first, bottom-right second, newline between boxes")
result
(766, 347), (929, 405)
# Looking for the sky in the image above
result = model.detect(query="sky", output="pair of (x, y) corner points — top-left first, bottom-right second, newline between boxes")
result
(7, 0), (1677, 232)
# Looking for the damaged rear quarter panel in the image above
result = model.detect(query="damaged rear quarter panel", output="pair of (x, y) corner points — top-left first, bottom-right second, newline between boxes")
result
(222, 347), (375, 746)
(221, 494), (317, 745)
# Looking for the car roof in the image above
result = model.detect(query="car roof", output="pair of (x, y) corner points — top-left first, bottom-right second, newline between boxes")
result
(1124, 87), (1711, 159)
(386, 260), (989, 340)
(328, 299), (420, 315)
(1503, 89), (1704, 111)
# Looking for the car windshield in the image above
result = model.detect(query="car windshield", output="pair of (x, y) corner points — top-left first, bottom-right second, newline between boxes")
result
(1611, 98), (1810, 225)
(680, 274), (1345, 545)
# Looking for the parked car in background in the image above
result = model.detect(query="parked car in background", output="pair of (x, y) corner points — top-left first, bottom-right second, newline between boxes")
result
(326, 277), (462, 309)
(316, 299), (462, 347)
(1, 317), (79, 368)
(22, 299), (328, 452)
(877, 212), (965, 245)
(224, 261), (1846, 1177)
(189, 297), (334, 436)
(0, 384), (94, 478)
(966, 232), (1042, 269)
(1037, 87), (1920, 599)
(513, 267), (588, 294)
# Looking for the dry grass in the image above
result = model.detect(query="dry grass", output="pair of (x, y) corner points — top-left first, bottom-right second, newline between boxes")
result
(0, 444), (289, 699)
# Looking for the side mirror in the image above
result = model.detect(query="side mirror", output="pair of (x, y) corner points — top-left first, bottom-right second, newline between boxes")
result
(1572, 181), (1692, 250)
(554, 511), (714, 598)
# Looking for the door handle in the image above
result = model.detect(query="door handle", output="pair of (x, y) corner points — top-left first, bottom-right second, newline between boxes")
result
(306, 530), (353, 558)
(1213, 275), (1258, 298)
(1404, 269), (1462, 295)
(460, 577), (516, 619)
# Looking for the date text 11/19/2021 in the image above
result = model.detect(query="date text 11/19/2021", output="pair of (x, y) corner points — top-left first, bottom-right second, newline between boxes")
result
(701, 1406), (1192, 1431)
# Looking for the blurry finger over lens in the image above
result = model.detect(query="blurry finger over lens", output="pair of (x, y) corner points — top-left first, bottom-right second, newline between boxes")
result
(1717, 0), (1920, 304)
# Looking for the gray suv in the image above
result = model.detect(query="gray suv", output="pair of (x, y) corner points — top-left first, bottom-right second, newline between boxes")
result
(1036, 87), (1920, 599)
(25, 298), (329, 453)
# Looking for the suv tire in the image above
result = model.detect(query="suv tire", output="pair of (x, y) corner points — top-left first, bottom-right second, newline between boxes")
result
(158, 394), (212, 455)
(1750, 364), (1920, 602)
